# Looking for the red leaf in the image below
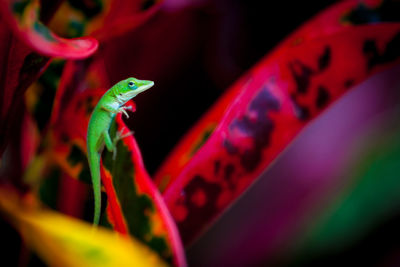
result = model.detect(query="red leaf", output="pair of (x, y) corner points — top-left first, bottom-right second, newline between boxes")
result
(0, 23), (50, 169)
(48, 89), (186, 266)
(50, 57), (113, 127)
(48, 0), (163, 41)
(186, 66), (400, 265)
(100, 113), (186, 266)
(101, 164), (130, 235)
(155, 0), (400, 244)
(91, 0), (163, 41)
(0, 0), (98, 58)
(0, 0), (99, 165)
(50, 89), (103, 181)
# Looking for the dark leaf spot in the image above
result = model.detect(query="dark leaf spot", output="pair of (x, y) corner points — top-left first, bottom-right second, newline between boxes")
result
(214, 160), (221, 175)
(68, 0), (103, 18)
(316, 86), (330, 109)
(318, 46), (331, 71)
(294, 104), (310, 121)
(223, 139), (239, 154)
(363, 32), (400, 71)
(142, 0), (156, 10)
(289, 61), (314, 94)
(224, 163), (235, 190)
(342, 1), (400, 25)
(228, 88), (280, 172)
(240, 149), (262, 173)
(342, 4), (381, 24)
(12, 1), (30, 16)
(78, 166), (91, 184)
(67, 144), (86, 166)
(178, 175), (222, 244)
(344, 79), (355, 89)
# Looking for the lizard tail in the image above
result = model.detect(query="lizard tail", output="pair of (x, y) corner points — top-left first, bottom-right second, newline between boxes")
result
(88, 152), (101, 225)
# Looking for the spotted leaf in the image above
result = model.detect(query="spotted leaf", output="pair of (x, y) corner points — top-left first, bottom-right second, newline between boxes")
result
(100, 114), (186, 267)
(155, 0), (400, 244)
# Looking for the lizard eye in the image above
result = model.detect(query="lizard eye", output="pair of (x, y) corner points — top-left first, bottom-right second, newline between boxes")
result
(128, 81), (135, 88)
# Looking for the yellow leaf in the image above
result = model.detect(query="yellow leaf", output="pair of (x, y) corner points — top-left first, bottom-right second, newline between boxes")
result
(0, 188), (168, 267)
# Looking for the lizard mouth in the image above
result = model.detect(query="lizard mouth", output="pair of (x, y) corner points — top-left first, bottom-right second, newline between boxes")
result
(135, 81), (154, 94)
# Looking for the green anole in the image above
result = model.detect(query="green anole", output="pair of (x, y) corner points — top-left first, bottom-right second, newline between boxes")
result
(87, 77), (154, 225)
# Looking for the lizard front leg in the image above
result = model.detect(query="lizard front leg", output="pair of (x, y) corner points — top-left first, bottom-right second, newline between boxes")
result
(103, 128), (134, 160)
(118, 105), (133, 118)
(103, 130), (115, 152)
(102, 103), (133, 118)
(102, 130), (119, 160)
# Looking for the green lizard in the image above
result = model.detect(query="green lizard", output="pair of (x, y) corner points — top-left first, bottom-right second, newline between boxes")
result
(87, 77), (154, 225)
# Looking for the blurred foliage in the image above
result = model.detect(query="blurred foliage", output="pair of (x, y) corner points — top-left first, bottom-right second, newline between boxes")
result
(0, 0), (400, 266)
(290, 111), (400, 265)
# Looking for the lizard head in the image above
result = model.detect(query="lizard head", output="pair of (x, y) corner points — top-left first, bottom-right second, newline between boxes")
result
(114, 77), (154, 104)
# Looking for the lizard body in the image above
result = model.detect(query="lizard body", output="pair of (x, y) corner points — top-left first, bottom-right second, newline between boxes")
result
(87, 77), (154, 225)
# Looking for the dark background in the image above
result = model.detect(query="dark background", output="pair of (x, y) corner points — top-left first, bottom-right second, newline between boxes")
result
(122, 0), (338, 174)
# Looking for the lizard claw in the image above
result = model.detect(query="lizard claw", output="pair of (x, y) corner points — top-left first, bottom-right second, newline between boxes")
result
(114, 128), (134, 143)
(120, 131), (134, 139)
(121, 108), (129, 118)
(113, 147), (117, 160)
(112, 129), (134, 161)
(118, 106), (132, 118)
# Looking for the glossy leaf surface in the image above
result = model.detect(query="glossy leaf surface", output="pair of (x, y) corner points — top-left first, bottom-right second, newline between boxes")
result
(184, 65), (400, 265)
(0, 0), (98, 58)
(0, 0), (98, 179)
(0, 24), (50, 178)
(0, 187), (167, 267)
(155, 0), (400, 244)
(289, 115), (400, 265)
(48, 89), (185, 266)
(101, 114), (186, 266)
(48, 0), (163, 40)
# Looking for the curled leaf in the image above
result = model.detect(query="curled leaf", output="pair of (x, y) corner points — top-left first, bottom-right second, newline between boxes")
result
(48, 0), (163, 41)
(0, 0), (98, 58)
